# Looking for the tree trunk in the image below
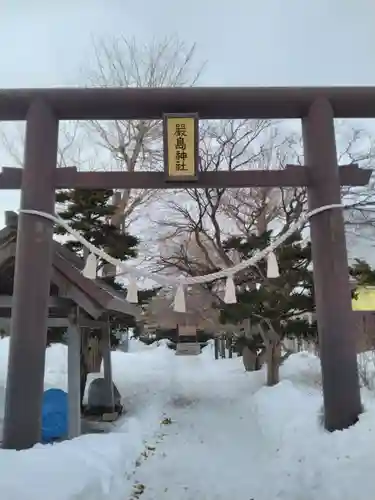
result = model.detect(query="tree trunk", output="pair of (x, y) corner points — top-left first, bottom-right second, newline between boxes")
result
(257, 347), (267, 369)
(266, 341), (281, 386)
(242, 346), (257, 371)
(103, 191), (122, 277)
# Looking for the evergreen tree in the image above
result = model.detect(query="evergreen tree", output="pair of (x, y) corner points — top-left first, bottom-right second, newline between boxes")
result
(350, 258), (375, 288)
(55, 189), (139, 267)
(55, 188), (158, 317)
(53, 188), (157, 410)
(52, 189), (140, 346)
(220, 230), (317, 357)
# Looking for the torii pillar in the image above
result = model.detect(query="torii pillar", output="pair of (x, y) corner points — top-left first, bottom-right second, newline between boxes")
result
(2, 100), (58, 449)
(303, 98), (362, 431)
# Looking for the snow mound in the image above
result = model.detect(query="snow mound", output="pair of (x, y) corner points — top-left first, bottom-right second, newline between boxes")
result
(0, 339), (175, 500)
(281, 350), (322, 388)
(0, 340), (375, 499)
(0, 427), (147, 500)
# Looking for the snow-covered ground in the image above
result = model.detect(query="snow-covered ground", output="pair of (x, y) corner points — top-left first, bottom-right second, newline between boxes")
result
(0, 339), (375, 499)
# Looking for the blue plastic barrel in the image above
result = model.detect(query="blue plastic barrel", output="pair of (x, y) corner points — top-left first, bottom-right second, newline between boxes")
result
(41, 388), (68, 443)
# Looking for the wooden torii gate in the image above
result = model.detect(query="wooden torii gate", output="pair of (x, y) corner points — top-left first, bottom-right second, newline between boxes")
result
(0, 87), (372, 449)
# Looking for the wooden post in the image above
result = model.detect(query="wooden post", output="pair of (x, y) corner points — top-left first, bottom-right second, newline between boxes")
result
(123, 329), (129, 353)
(3, 99), (58, 450)
(228, 336), (233, 359)
(303, 97), (362, 431)
(67, 316), (81, 439)
(220, 336), (226, 358)
(297, 337), (303, 352)
(80, 327), (90, 411)
(214, 337), (219, 360)
(100, 316), (115, 411)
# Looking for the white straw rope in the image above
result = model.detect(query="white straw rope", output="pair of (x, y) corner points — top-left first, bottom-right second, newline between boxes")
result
(20, 203), (345, 286)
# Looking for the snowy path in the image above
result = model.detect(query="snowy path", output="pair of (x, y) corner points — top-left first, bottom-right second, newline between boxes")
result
(130, 350), (272, 500)
(132, 396), (269, 499)
(127, 349), (375, 500)
(2, 340), (375, 500)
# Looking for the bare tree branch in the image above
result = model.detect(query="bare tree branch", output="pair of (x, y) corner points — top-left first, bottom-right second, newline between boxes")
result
(0, 121), (83, 169)
(152, 118), (375, 298)
(82, 35), (206, 228)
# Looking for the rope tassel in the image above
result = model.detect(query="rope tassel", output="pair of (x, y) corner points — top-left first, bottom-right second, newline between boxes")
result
(266, 251), (280, 278)
(126, 278), (139, 303)
(173, 284), (186, 313)
(82, 253), (97, 280)
(19, 204), (346, 311)
(224, 276), (237, 304)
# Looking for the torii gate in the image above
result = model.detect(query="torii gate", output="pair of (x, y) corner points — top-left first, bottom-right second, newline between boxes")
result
(0, 87), (372, 450)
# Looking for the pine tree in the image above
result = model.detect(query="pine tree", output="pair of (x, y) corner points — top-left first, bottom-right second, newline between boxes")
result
(221, 230), (316, 339)
(55, 188), (159, 311)
(350, 259), (375, 287)
(53, 189), (139, 348)
(55, 188), (159, 313)
(220, 230), (317, 382)
(54, 188), (157, 410)
(55, 189), (139, 267)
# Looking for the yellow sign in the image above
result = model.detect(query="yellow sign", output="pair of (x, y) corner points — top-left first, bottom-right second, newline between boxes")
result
(164, 114), (198, 180)
(352, 286), (375, 311)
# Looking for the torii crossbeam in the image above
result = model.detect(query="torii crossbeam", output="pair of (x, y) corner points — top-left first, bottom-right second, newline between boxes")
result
(0, 163), (371, 189)
(0, 87), (373, 450)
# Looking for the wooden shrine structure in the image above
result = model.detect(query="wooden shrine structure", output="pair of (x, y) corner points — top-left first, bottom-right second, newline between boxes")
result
(0, 211), (140, 439)
(0, 86), (373, 448)
(144, 287), (221, 355)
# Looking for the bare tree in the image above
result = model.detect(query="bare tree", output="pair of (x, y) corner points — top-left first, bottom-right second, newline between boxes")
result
(220, 129), (305, 236)
(150, 118), (375, 383)
(0, 34), (205, 231)
(82, 35), (206, 229)
(154, 119), (298, 277)
(0, 120), (84, 169)
(153, 119), (375, 282)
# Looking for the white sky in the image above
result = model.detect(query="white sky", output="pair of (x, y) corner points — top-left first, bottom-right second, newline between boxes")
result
(0, 0), (374, 259)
